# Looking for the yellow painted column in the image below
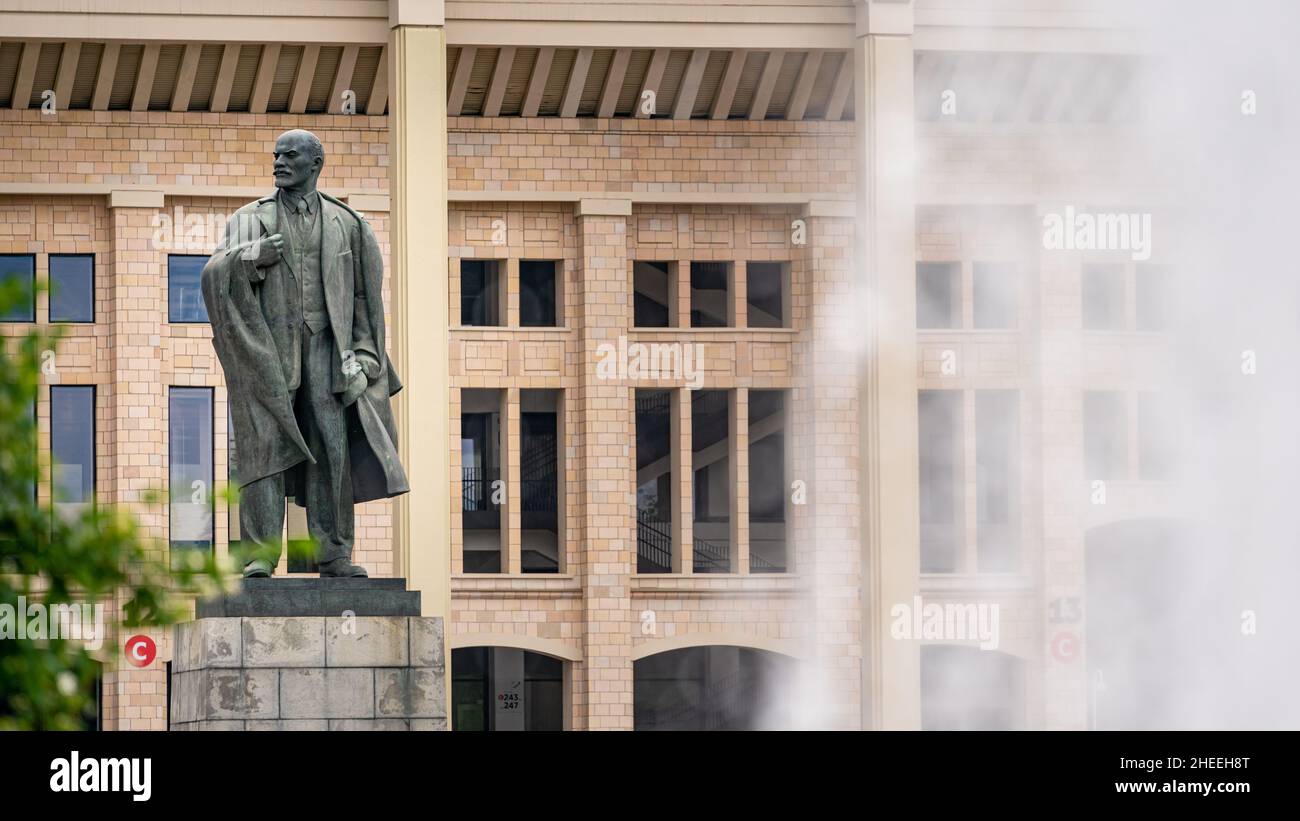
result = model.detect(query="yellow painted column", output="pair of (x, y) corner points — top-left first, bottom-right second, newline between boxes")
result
(388, 3), (449, 631)
(855, 0), (921, 730)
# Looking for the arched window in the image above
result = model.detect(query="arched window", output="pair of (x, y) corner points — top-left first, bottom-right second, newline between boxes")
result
(921, 645), (1025, 730)
(451, 647), (564, 731)
(634, 646), (794, 730)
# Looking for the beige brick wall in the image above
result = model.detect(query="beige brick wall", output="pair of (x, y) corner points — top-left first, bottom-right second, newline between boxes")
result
(2, 101), (865, 729)
(0, 111), (388, 192)
(913, 203), (1174, 729)
(449, 117), (854, 195)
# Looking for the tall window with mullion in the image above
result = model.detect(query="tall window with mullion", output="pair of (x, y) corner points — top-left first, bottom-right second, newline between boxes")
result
(521, 389), (561, 573)
(1082, 263), (1126, 331)
(745, 262), (788, 328)
(0, 254), (36, 322)
(50, 386), (95, 522)
(49, 254), (95, 323)
(1083, 391), (1127, 481)
(519, 260), (559, 327)
(633, 261), (674, 327)
(975, 390), (1019, 572)
(461, 260), (502, 326)
(635, 389), (673, 573)
(917, 262), (959, 329)
(461, 389), (503, 572)
(973, 261), (1017, 329)
(692, 389), (731, 572)
(919, 390), (962, 573)
(690, 262), (731, 328)
(168, 255), (210, 323)
(747, 390), (787, 572)
(169, 387), (214, 555)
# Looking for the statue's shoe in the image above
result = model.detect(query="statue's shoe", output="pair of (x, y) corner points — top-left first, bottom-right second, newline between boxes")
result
(243, 559), (273, 579)
(319, 558), (369, 578)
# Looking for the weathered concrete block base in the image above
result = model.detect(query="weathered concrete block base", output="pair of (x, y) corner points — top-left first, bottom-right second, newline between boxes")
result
(170, 612), (445, 731)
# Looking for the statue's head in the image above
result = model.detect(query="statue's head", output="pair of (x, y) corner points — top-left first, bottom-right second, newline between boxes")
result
(272, 129), (324, 193)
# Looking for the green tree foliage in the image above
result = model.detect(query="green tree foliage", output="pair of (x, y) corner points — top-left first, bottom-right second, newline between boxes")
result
(0, 279), (231, 729)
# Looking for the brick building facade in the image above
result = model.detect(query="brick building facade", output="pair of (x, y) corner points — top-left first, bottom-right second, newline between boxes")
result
(0, 0), (1159, 729)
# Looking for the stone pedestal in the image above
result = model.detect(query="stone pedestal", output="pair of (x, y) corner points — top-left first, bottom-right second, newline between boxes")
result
(170, 579), (445, 731)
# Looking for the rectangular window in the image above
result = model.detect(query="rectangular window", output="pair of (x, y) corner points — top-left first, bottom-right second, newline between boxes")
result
(692, 389), (731, 572)
(460, 260), (502, 326)
(461, 389), (503, 572)
(1082, 263), (1125, 330)
(635, 389), (673, 573)
(1083, 391), (1127, 480)
(1138, 392), (1174, 481)
(917, 262), (959, 329)
(519, 260), (558, 327)
(169, 387), (213, 554)
(919, 390), (962, 573)
(168, 255), (210, 323)
(973, 262), (1017, 329)
(1135, 264), (1168, 332)
(746, 262), (787, 328)
(633, 261), (674, 328)
(0, 254), (36, 322)
(976, 391), (1019, 572)
(49, 254), (95, 323)
(748, 390), (787, 572)
(690, 262), (731, 328)
(521, 389), (560, 573)
(50, 386), (95, 520)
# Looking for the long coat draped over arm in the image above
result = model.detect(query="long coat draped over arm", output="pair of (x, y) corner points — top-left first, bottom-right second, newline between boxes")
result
(200, 191), (409, 504)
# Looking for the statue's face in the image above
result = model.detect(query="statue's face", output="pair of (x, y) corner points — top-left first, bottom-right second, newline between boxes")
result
(272, 133), (322, 191)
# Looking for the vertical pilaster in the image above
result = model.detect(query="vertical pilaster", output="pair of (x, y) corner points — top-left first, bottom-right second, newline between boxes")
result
(107, 189), (167, 730)
(505, 257), (521, 327)
(963, 388), (978, 571)
(855, 0), (920, 730)
(503, 387), (521, 574)
(732, 387), (749, 573)
(1036, 213), (1088, 730)
(794, 202), (864, 729)
(671, 387), (692, 573)
(575, 198), (634, 730)
(675, 258), (691, 327)
(732, 260), (747, 329)
(388, 0), (449, 709)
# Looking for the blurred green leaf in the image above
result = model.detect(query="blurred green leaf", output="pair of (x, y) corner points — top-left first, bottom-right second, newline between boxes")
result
(0, 280), (229, 730)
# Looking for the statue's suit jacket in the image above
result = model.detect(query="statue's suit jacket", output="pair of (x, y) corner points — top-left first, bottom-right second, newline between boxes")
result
(200, 191), (409, 504)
